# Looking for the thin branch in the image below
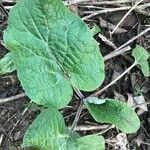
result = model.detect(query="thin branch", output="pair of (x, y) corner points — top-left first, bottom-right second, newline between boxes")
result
(104, 46), (131, 61)
(113, 27), (150, 52)
(83, 6), (132, 20)
(0, 93), (26, 104)
(133, 101), (150, 109)
(81, 0), (150, 5)
(68, 124), (110, 131)
(96, 125), (115, 135)
(99, 17), (127, 34)
(91, 63), (136, 97)
(65, 0), (91, 5)
(98, 33), (118, 49)
(69, 100), (84, 134)
(111, 0), (144, 35)
(82, 3), (150, 19)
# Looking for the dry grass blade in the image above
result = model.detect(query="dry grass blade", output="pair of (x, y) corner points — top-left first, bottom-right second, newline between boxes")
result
(111, 0), (144, 35)
(81, 0), (150, 5)
(0, 93), (26, 104)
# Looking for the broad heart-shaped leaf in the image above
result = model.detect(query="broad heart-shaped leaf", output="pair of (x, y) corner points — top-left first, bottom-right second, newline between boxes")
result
(0, 52), (16, 75)
(22, 108), (105, 150)
(132, 44), (150, 77)
(22, 107), (76, 150)
(4, 0), (105, 109)
(84, 98), (140, 133)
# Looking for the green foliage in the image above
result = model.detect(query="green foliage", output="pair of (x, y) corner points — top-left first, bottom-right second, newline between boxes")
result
(0, 52), (15, 75)
(76, 135), (105, 150)
(132, 44), (150, 77)
(22, 108), (69, 149)
(90, 24), (101, 36)
(2, 0), (143, 149)
(22, 108), (105, 150)
(84, 98), (140, 133)
(4, 0), (105, 109)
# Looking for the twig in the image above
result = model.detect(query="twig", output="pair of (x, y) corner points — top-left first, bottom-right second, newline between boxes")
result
(99, 17), (127, 34)
(83, 6), (132, 20)
(65, 0), (91, 5)
(0, 4), (8, 17)
(0, 93), (26, 104)
(104, 27), (150, 61)
(0, 134), (4, 147)
(113, 27), (150, 52)
(96, 125), (115, 135)
(81, 0), (149, 5)
(98, 33), (118, 49)
(82, 3), (150, 19)
(136, 140), (150, 146)
(68, 124), (110, 131)
(104, 46), (131, 61)
(69, 100), (84, 134)
(133, 101), (150, 109)
(111, 0), (144, 35)
(91, 63), (136, 97)
(9, 108), (28, 134)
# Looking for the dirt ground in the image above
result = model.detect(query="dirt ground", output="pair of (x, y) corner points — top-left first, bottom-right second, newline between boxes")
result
(0, 0), (150, 150)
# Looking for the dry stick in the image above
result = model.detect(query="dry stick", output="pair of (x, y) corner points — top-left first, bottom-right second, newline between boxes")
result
(113, 27), (150, 52)
(99, 17), (128, 34)
(65, 0), (91, 5)
(69, 100), (84, 134)
(82, 3), (150, 20)
(82, 6), (131, 19)
(81, 0), (150, 5)
(98, 33), (118, 49)
(96, 125), (115, 135)
(136, 140), (150, 146)
(68, 124), (110, 131)
(91, 63), (136, 97)
(0, 93), (26, 104)
(133, 101), (150, 109)
(104, 46), (131, 61)
(9, 108), (28, 134)
(111, 0), (144, 35)
(0, 134), (4, 147)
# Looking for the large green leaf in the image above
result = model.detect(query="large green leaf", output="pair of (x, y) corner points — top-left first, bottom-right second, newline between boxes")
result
(22, 108), (75, 150)
(0, 52), (16, 75)
(4, 0), (105, 109)
(84, 98), (140, 133)
(132, 45), (150, 77)
(22, 108), (105, 150)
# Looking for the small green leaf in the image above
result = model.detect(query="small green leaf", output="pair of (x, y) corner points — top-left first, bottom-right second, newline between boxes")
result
(90, 24), (101, 36)
(0, 52), (16, 75)
(4, 0), (105, 109)
(84, 98), (140, 133)
(22, 107), (68, 149)
(22, 107), (105, 150)
(22, 107), (79, 150)
(132, 45), (150, 76)
(76, 135), (105, 150)
(84, 97), (106, 105)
